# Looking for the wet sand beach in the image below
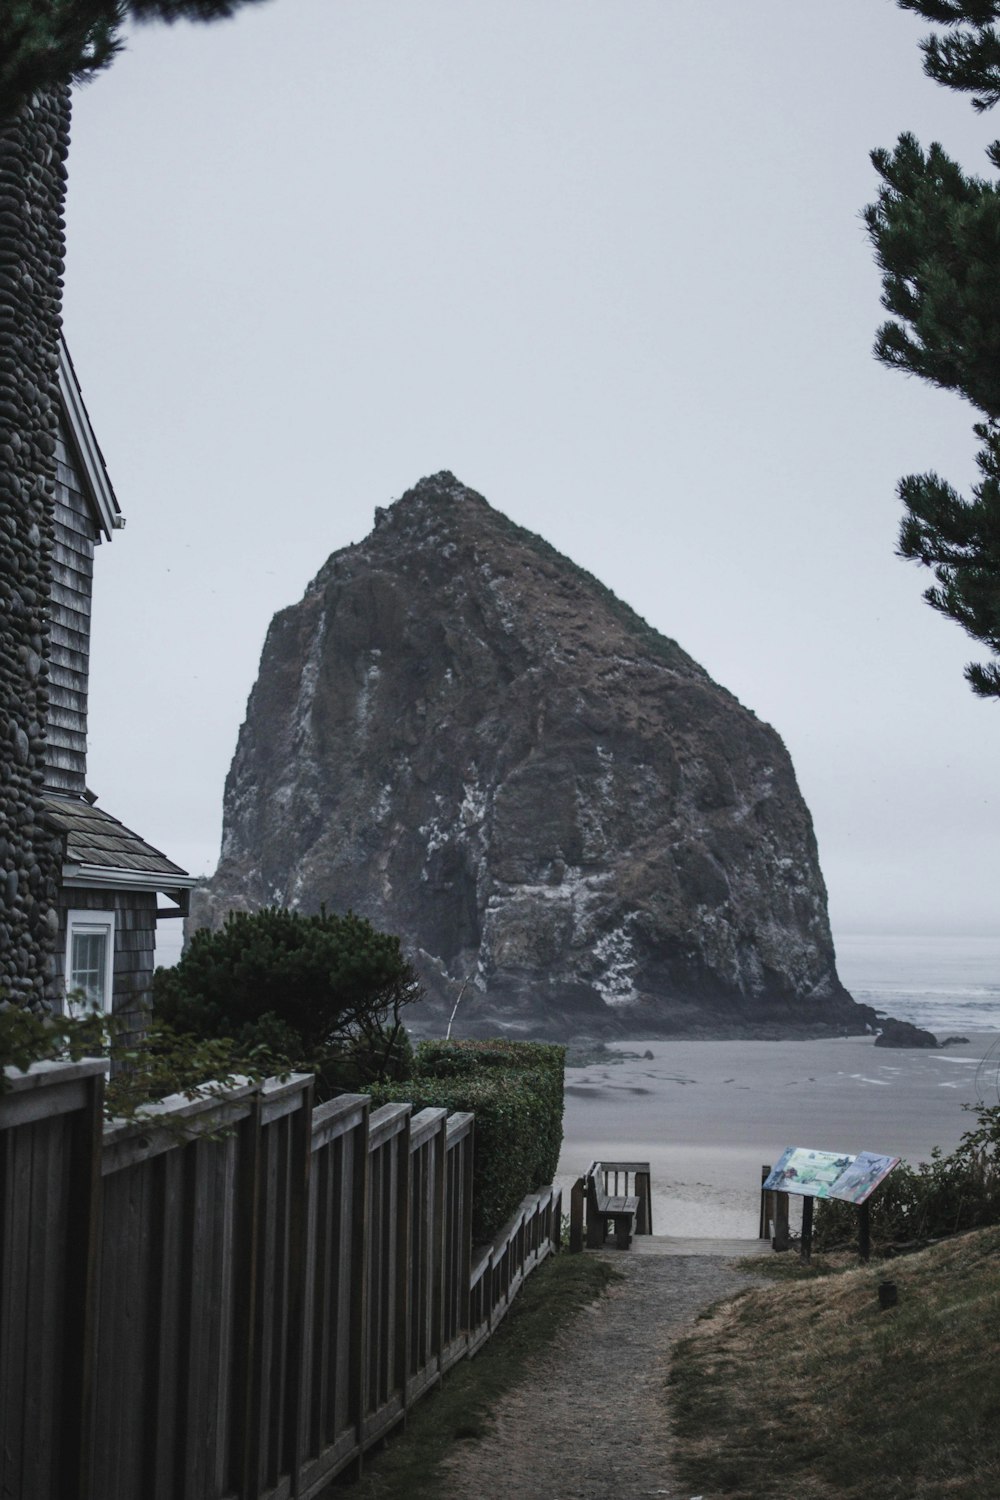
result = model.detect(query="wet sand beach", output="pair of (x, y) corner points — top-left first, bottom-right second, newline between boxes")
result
(557, 1033), (1000, 1237)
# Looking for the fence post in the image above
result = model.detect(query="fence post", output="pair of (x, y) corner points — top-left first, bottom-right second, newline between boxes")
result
(432, 1113), (447, 1373)
(64, 1064), (106, 1500)
(232, 1090), (263, 1500)
(397, 1113), (412, 1428)
(282, 1078), (314, 1492)
(349, 1101), (370, 1472)
(461, 1119), (474, 1338)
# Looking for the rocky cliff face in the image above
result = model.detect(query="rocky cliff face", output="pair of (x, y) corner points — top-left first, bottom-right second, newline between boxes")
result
(194, 473), (870, 1039)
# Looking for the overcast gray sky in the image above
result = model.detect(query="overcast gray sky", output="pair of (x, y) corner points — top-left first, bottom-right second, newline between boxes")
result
(62, 0), (998, 946)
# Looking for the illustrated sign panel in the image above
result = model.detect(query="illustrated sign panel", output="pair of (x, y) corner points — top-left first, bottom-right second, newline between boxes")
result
(763, 1148), (855, 1199)
(827, 1152), (899, 1204)
(763, 1148), (899, 1204)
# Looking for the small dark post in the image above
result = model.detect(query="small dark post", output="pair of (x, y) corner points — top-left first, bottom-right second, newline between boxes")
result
(772, 1192), (790, 1252)
(569, 1177), (585, 1254)
(858, 1200), (871, 1264)
(800, 1196), (814, 1264)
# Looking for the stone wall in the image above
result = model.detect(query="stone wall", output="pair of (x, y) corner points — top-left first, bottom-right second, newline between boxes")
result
(0, 91), (70, 1004)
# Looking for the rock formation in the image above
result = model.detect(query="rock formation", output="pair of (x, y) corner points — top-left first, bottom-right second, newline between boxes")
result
(193, 472), (875, 1040)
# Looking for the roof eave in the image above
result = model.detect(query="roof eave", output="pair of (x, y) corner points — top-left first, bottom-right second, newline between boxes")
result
(62, 864), (197, 894)
(57, 337), (122, 542)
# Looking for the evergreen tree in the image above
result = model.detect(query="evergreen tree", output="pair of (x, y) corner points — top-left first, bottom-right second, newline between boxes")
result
(0, 0), (272, 121)
(863, 3), (1000, 697)
(152, 907), (421, 1095)
(900, 2), (1000, 112)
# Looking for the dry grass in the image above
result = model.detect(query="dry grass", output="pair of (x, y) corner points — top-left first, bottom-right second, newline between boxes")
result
(670, 1225), (1000, 1499)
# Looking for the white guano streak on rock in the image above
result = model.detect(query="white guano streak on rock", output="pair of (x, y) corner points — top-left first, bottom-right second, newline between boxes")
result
(355, 648), (382, 733)
(593, 917), (640, 1006)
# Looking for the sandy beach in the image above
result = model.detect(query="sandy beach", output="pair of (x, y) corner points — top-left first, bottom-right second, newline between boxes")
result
(557, 1033), (1000, 1238)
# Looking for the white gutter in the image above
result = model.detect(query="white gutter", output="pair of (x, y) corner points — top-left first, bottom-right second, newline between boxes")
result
(62, 864), (197, 893)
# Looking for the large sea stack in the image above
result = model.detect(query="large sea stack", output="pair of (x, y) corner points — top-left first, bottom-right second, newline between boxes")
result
(194, 472), (870, 1040)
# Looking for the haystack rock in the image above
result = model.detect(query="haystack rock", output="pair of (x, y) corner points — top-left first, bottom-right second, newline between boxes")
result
(192, 472), (874, 1041)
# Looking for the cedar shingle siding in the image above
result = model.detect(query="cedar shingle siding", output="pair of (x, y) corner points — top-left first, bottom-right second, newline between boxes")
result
(46, 419), (99, 794)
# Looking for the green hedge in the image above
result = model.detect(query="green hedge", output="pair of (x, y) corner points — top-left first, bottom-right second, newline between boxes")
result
(369, 1039), (565, 1244)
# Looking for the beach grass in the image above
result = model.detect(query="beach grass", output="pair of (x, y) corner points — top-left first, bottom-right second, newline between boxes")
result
(333, 1250), (621, 1498)
(670, 1223), (1000, 1499)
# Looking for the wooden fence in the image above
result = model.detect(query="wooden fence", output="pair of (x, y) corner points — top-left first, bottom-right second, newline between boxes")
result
(0, 1060), (562, 1500)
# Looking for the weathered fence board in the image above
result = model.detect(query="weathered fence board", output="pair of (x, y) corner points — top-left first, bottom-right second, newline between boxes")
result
(0, 1060), (105, 1500)
(0, 1062), (561, 1500)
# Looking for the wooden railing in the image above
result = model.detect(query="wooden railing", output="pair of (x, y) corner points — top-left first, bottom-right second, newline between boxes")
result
(0, 1061), (561, 1500)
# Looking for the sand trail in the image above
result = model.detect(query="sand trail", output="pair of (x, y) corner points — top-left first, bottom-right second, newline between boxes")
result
(438, 1249), (754, 1500)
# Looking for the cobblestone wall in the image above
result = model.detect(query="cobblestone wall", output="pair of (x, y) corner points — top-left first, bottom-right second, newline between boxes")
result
(0, 91), (70, 1005)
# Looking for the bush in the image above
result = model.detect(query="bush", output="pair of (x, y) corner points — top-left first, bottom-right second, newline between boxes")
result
(152, 907), (419, 1097)
(0, 999), (291, 1122)
(815, 1101), (1000, 1251)
(370, 1039), (565, 1244)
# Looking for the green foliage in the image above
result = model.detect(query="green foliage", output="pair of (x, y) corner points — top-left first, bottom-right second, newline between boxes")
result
(900, 2), (1000, 113)
(152, 907), (420, 1098)
(815, 1099), (1000, 1250)
(867, 9), (1000, 696)
(371, 1040), (565, 1244)
(0, 0), (272, 122)
(866, 133), (1000, 412)
(0, 998), (289, 1122)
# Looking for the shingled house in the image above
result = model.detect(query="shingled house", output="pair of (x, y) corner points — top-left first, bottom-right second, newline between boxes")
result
(40, 339), (194, 1018)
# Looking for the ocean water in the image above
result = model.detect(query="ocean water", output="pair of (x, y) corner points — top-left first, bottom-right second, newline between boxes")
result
(836, 933), (1000, 1035)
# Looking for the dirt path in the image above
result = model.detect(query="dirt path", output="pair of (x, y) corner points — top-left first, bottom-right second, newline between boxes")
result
(437, 1250), (754, 1500)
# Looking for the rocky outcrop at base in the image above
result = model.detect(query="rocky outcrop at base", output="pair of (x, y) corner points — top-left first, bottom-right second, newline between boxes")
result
(874, 1017), (939, 1049)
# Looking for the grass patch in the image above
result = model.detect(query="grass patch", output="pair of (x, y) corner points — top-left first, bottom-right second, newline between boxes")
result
(735, 1250), (858, 1282)
(333, 1252), (621, 1497)
(671, 1224), (1000, 1499)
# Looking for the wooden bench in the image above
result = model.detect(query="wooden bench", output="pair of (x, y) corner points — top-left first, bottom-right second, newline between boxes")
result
(584, 1160), (641, 1250)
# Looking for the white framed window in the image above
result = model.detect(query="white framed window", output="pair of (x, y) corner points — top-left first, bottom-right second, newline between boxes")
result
(65, 909), (115, 1014)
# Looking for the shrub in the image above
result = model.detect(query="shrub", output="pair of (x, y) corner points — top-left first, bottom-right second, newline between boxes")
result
(152, 906), (419, 1097)
(0, 999), (291, 1122)
(370, 1039), (565, 1243)
(415, 1039), (564, 1185)
(815, 1101), (1000, 1251)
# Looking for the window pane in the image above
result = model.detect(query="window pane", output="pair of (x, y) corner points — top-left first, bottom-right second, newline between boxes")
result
(71, 931), (108, 1008)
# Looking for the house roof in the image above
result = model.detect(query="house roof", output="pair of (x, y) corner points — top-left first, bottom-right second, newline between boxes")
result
(41, 793), (195, 893)
(57, 337), (122, 542)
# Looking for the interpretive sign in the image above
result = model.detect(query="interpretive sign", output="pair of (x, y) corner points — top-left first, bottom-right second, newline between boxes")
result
(826, 1151), (900, 1205)
(763, 1147), (899, 1205)
(763, 1148), (855, 1199)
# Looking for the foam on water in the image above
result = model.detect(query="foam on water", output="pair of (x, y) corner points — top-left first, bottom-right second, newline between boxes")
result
(836, 933), (1000, 1034)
